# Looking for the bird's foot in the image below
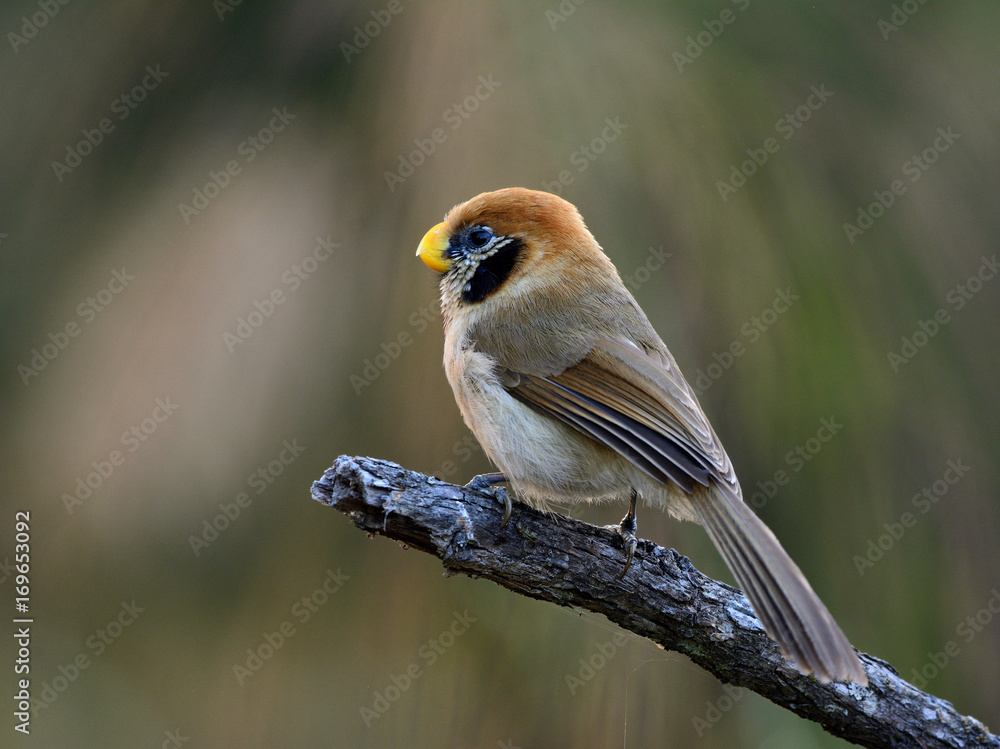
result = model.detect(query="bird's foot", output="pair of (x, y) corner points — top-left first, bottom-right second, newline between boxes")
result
(465, 472), (511, 527)
(616, 489), (639, 577)
(616, 516), (637, 577)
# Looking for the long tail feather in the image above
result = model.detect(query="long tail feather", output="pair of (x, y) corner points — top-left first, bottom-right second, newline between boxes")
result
(694, 484), (867, 684)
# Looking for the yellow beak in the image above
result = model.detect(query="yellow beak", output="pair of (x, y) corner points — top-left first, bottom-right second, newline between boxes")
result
(416, 222), (451, 273)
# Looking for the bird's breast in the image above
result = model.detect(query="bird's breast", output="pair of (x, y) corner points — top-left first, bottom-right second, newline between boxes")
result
(443, 327), (648, 506)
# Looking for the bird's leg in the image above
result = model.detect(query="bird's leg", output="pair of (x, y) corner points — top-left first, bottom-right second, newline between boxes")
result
(466, 472), (512, 527)
(617, 489), (639, 577)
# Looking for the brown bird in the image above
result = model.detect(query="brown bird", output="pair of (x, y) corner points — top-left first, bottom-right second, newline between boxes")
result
(416, 187), (867, 684)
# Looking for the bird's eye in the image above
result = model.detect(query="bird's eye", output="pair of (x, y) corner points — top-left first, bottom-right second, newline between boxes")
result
(467, 227), (493, 248)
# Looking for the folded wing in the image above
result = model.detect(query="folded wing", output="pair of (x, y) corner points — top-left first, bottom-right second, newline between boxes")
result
(505, 336), (736, 494)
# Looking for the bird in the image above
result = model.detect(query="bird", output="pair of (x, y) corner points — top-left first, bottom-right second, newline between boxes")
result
(415, 186), (867, 685)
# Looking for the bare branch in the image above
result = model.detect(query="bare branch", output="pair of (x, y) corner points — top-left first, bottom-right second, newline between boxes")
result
(312, 456), (998, 749)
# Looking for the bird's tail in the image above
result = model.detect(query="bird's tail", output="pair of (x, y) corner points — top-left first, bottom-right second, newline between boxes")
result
(694, 484), (867, 684)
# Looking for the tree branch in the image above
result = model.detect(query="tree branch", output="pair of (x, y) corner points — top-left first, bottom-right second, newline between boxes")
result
(311, 455), (997, 748)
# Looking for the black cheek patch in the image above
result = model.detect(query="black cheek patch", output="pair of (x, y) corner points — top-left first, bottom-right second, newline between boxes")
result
(462, 238), (524, 304)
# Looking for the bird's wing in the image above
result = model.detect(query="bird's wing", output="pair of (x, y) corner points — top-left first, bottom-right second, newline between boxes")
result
(504, 337), (737, 494)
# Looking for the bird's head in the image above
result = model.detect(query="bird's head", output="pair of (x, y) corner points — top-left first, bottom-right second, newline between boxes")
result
(416, 188), (618, 312)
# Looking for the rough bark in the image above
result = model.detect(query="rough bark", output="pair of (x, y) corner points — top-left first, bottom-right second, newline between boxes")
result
(311, 455), (997, 748)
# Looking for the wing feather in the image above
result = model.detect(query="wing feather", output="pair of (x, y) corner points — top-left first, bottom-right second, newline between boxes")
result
(513, 374), (708, 491)
(505, 336), (734, 494)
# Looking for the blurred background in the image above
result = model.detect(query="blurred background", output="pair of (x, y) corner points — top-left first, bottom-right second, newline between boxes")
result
(2, 2), (998, 747)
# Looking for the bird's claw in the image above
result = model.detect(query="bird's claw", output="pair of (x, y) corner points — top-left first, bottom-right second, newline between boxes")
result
(618, 524), (637, 577)
(617, 490), (639, 577)
(495, 487), (512, 527)
(465, 473), (511, 527)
